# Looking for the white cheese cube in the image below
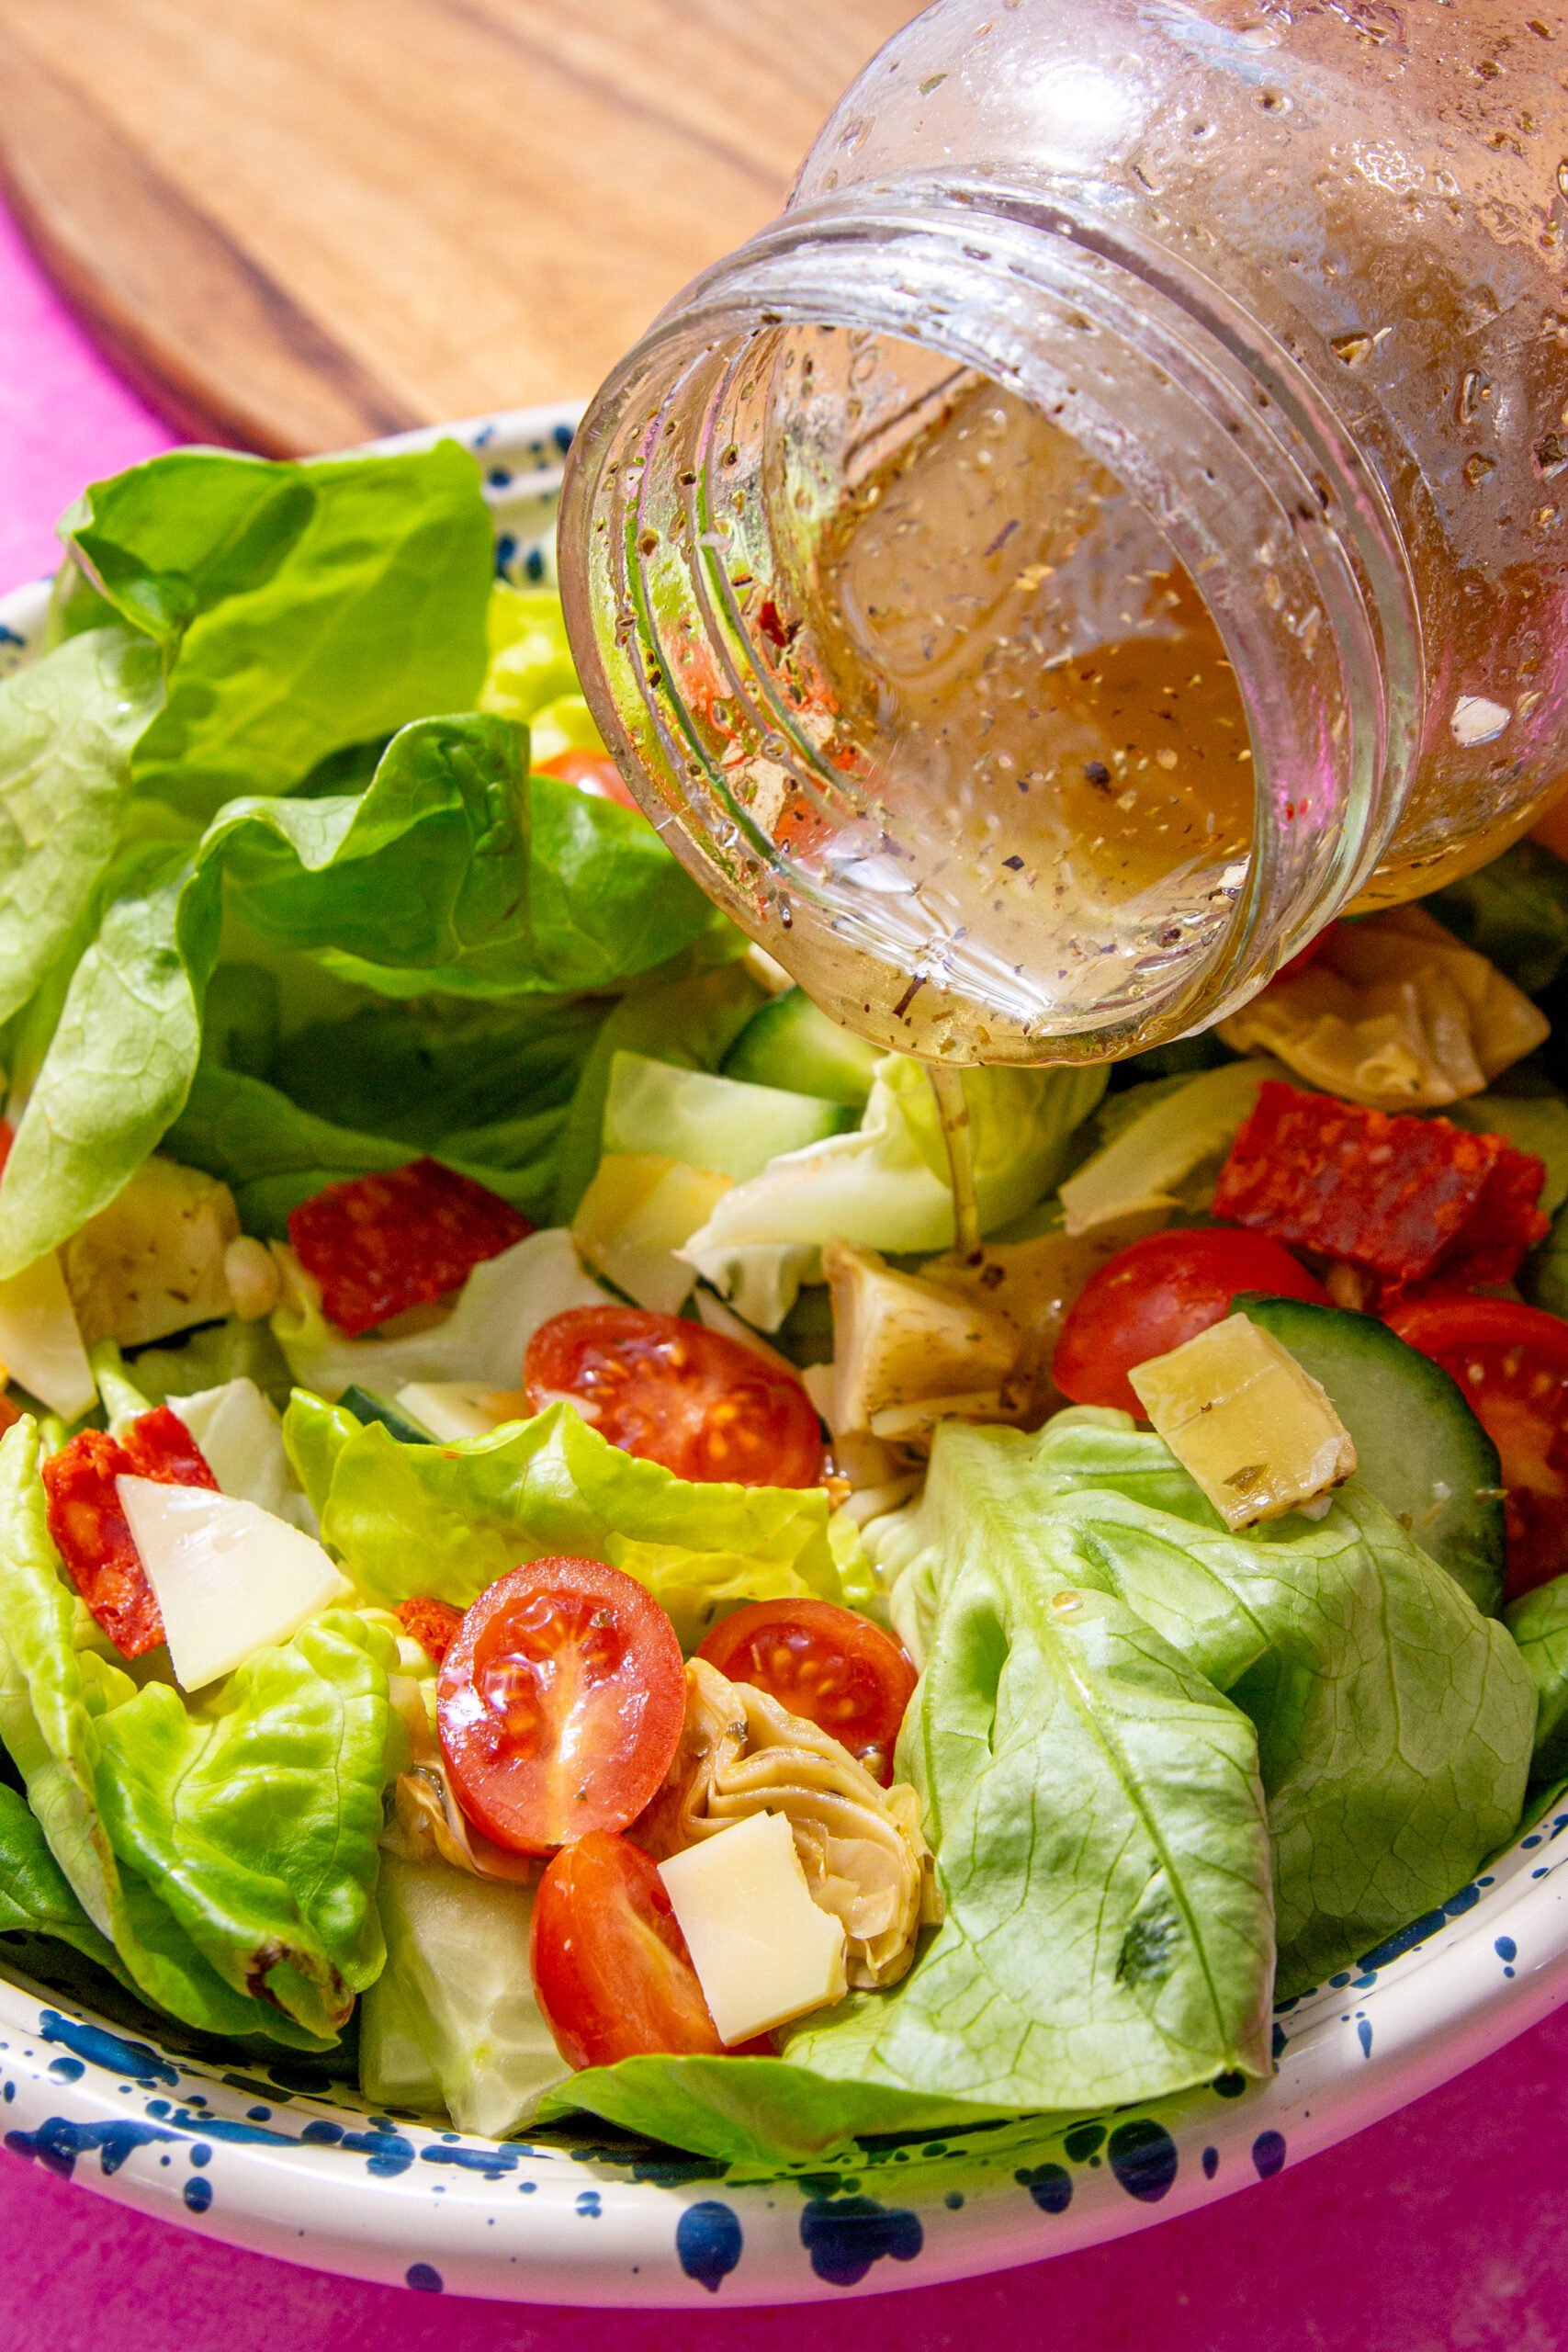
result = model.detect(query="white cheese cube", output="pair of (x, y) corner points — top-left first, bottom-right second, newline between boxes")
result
(168, 1377), (316, 1532)
(395, 1381), (531, 1442)
(657, 1812), (848, 2045)
(1129, 1311), (1357, 1531)
(117, 1476), (353, 1691)
(572, 1153), (732, 1316)
(0, 1250), (96, 1419)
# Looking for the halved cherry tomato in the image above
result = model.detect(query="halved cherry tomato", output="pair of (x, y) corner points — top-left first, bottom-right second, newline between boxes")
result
(436, 1556), (685, 1854)
(536, 747), (643, 812)
(1052, 1227), (1330, 1418)
(696, 1600), (917, 1784)
(1384, 1295), (1568, 1599)
(530, 1830), (729, 2067)
(525, 1306), (824, 1488)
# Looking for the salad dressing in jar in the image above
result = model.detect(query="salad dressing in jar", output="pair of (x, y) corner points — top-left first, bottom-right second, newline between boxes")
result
(559, 0), (1568, 1089)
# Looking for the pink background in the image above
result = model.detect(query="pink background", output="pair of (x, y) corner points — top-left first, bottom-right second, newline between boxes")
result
(4, 198), (1568, 2352)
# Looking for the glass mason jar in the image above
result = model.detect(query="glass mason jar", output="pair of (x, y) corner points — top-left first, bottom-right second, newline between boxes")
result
(558, 0), (1568, 1065)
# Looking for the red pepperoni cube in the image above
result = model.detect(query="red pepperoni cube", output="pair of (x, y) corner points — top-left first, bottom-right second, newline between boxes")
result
(396, 1595), (464, 1668)
(42, 1406), (218, 1659)
(288, 1159), (531, 1338)
(1213, 1080), (1548, 1293)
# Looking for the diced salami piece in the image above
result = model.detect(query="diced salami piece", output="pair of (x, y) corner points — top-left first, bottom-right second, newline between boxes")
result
(1213, 1080), (1547, 1291)
(42, 1429), (164, 1658)
(288, 1159), (531, 1338)
(1432, 1142), (1551, 1290)
(120, 1403), (220, 1491)
(396, 1595), (464, 1667)
(41, 1407), (219, 1659)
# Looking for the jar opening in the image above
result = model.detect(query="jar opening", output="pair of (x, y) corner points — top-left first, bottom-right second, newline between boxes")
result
(561, 195), (1419, 1060)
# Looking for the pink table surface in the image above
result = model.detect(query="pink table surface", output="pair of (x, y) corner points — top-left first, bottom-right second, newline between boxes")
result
(4, 198), (1568, 2352)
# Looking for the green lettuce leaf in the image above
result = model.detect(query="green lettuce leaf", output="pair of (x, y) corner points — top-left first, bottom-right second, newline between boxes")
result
(479, 581), (607, 767)
(267, 995), (603, 1151)
(1506, 1577), (1568, 1785)
(0, 1781), (130, 1984)
(285, 1394), (844, 1648)
(0, 628), (165, 1028)
(0, 715), (728, 1275)
(360, 1852), (570, 2136)
(0, 1417), (398, 2043)
(60, 444), (494, 821)
(874, 1411), (1535, 1996)
(554, 1415), (1274, 2163)
(556, 1415), (1528, 2162)
(682, 1058), (1106, 1329)
(550, 963), (765, 1222)
(167, 1062), (565, 1235)
(126, 1316), (296, 1415)
(1428, 838), (1568, 998)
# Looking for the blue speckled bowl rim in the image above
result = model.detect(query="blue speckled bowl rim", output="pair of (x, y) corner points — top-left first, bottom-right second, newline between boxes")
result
(1, 404), (1566, 2306)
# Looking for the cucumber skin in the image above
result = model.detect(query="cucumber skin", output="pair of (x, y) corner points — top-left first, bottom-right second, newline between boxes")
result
(722, 990), (883, 1109)
(338, 1385), (434, 1446)
(1240, 1295), (1506, 1616)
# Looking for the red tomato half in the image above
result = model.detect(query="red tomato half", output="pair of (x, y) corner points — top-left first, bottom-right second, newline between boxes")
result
(530, 1831), (729, 2068)
(525, 1306), (824, 1488)
(697, 1600), (918, 1784)
(1384, 1295), (1568, 1599)
(1052, 1226), (1330, 1417)
(436, 1557), (685, 1854)
(537, 748), (643, 812)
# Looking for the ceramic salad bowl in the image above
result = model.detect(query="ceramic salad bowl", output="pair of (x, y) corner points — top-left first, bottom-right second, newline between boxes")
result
(1, 404), (1566, 2309)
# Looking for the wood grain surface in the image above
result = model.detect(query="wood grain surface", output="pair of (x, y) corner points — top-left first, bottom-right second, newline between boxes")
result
(0, 0), (915, 457)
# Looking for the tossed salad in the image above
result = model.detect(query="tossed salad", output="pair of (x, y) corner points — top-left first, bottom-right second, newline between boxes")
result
(5, 439), (1568, 2169)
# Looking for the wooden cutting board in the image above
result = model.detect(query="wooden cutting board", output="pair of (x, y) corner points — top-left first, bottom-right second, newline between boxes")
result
(0, 0), (914, 457)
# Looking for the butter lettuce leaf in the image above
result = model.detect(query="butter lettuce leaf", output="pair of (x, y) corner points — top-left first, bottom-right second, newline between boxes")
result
(0, 628), (165, 1029)
(60, 444), (494, 821)
(0, 715), (728, 1276)
(0, 1417), (397, 2043)
(550, 963), (764, 1223)
(0, 1781), (130, 1984)
(682, 1058), (1105, 1329)
(286, 1394), (844, 1648)
(167, 1061), (566, 1236)
(872, 1412), (1536, 1996)
(361, 1852), (570, 2137)
(551, 1408), (1534, 2163)
(1506, 1576), (1568, 1786)
(1429, 838), (1568, 999)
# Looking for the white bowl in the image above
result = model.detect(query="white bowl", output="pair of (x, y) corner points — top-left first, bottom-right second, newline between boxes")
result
(3, 406), (1566, 2307)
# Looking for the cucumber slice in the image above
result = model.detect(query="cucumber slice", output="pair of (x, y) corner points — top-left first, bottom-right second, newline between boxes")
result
(1241, 1295), (1505, 1614)
(603, 1050), (852, 1182)
(338, 1384), (433, 1445)
(721, 989), (884, 1109)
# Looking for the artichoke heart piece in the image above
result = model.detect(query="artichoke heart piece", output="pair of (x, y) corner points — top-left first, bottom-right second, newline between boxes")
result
(1129, 1312), (1357, 1532)
(1219, 905), (1548, 1110)
(62, 1155), (239, 1350)
(642, 1655), (933, 1990)
(823, 1240), (1020, 1441)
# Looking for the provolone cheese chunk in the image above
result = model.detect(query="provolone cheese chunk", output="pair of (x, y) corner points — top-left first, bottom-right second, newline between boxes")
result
(117, 1476), (352, 1691)
(0, 1251), (95, 1419)
(169, 1377), (315, 1531)
(657, 1811), (847, 2045)
(395, 1381), (530, 1442)
(1129, 1312), (1356, 1531)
